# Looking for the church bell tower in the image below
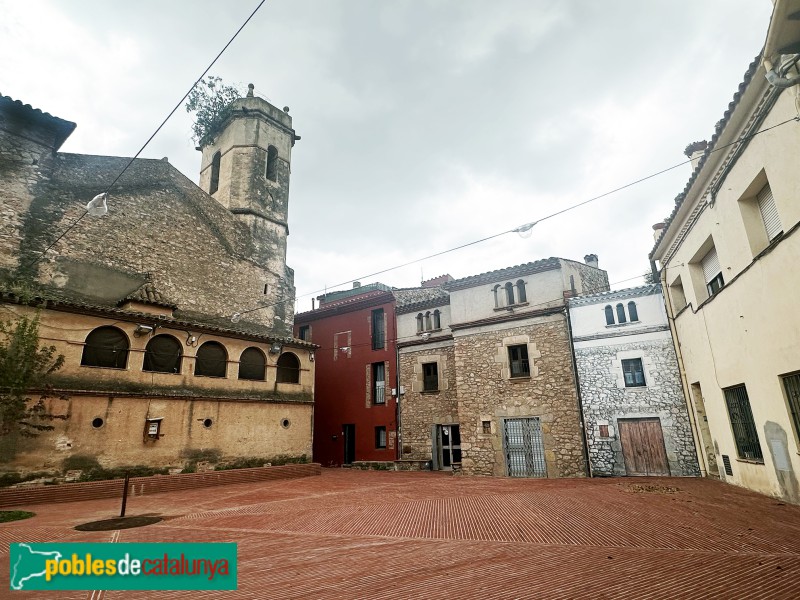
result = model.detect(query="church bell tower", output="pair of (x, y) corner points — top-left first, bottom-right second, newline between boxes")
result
(198, 84), (300, 276)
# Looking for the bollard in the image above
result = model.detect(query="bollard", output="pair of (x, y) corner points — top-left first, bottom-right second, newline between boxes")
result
(120, 472), (130, 517)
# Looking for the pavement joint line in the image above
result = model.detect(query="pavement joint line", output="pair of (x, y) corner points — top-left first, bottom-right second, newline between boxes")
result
(147, 522), (800, 557)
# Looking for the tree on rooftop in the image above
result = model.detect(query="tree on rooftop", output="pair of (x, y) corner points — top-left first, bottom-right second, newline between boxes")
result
(0, 313), (65, 437)
(185, 76), (242, 147)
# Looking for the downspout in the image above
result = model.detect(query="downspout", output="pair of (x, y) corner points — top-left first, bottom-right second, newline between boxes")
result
(764, 57), (800, 88)
(394, 308), (402, 462)
(658, 262), (708, 477)
(565, 305), (592, 478)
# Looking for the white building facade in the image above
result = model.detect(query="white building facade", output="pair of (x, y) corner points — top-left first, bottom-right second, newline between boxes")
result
(568, 285), (700, 477)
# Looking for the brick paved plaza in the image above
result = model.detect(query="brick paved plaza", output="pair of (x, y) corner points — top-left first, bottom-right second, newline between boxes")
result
(2, 470), (800, 599)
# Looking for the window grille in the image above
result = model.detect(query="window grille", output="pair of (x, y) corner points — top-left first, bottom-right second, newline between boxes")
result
(782, 373), (800, 442)
(373, 362), (386, 404)
(757, 184), (782, 241)
(508, 345), (530, 378)
(724, 385), (763, 461)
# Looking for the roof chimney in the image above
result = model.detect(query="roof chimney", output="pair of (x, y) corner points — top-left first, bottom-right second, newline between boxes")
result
(583, 254), (598, 268)
(421, 274), (454, 288)
(652, 221), (666, 242)
(684, 140), (708, 172)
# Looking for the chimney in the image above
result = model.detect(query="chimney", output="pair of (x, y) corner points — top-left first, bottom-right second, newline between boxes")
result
(652, 221), (666, 242)
(583, 254), (599, 269)
(421, 274), (454, 288)
(684, 140), (708, 172)
(352, 281), (361, 289)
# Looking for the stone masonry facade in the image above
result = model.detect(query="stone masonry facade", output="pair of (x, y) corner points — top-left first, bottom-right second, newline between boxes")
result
(575, 338), (700, 477)
(399, 343), (458, 461)
(454, 316), (587, 478)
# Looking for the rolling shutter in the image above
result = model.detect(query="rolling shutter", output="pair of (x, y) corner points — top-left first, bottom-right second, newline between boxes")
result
(757, 184), (782, 241)
(701, 247), (721, 284)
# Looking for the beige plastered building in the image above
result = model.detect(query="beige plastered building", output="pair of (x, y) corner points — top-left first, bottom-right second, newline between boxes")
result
(651, 0), (800, 503)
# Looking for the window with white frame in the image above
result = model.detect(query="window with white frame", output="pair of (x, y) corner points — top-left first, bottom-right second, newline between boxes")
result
(757, 184), (782, 242)
(701, 246), (724, 297)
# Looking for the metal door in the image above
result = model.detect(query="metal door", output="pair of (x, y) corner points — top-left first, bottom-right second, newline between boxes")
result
(618, 418), (670, 476)
(343, 424), (355, 465)
(502, 418), (547, 477)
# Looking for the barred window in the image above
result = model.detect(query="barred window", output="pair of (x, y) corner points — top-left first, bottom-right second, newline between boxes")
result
(724, 385), (763, 462)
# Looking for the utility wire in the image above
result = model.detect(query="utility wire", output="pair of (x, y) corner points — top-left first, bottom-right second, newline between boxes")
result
(22, 0), (268, 272)
(233, 114), (800, 320)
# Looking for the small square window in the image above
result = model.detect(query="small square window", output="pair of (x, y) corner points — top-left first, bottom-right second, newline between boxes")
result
(599, 424), (609, 437)
(423, 362), (439, 391)
(482, 420), (491, 434)
(508, 345), (530, 378)
(622, 358), (645, 387)
(375, 426), (387, 449)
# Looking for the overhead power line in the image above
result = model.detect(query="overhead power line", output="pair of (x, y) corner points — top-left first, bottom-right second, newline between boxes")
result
(233, 114), (799, 320)
(22, 0), (268, 271)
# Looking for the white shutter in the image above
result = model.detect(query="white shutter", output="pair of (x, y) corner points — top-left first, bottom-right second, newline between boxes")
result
(757, 184), (782, 241)
(701, 247), (721, 284)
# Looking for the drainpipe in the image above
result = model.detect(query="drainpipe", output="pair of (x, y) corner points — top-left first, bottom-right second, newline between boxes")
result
(565, 305), (593, 478)
(394, 310), (402, 462)
(658, 264), (708, 477)
(764, 58), (800, 88)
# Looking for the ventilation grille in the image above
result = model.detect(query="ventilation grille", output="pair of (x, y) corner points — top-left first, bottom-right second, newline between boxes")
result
(722, 454), (733, 476)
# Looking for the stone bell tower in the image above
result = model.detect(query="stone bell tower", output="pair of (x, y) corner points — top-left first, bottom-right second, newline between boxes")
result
(198, 84), (300, 276)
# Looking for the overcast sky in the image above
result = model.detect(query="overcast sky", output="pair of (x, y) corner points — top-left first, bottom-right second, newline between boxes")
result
(0, 0), (774, 313)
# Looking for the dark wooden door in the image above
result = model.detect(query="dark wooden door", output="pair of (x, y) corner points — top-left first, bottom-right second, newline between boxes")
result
(343, 424), (355, 465)
(618, 418), (670, 476)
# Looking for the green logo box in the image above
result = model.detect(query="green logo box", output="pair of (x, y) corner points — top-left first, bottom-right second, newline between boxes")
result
(10, 542), (237, 591)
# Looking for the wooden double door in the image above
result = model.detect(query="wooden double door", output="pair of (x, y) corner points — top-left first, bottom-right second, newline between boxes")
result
(618, 418), (670, 476)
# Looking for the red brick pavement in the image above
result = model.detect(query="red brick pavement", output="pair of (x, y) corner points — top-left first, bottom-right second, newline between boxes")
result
(2, 470), (800, 599)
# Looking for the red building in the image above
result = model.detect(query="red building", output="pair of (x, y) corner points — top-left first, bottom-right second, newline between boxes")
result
(294, 283), (397, 466)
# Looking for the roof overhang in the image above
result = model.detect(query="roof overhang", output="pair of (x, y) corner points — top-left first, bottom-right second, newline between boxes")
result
(764, 0), (800, 63)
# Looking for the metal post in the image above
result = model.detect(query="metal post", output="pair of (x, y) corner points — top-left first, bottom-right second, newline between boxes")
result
(120, 472), (130, 517)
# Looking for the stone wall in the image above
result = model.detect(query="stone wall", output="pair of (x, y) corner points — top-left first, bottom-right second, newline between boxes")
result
(3, 154), (293, 332)
(399, 343), (457, 460)
(575, 337), (700, 477)
(453, 315), (587, 478)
